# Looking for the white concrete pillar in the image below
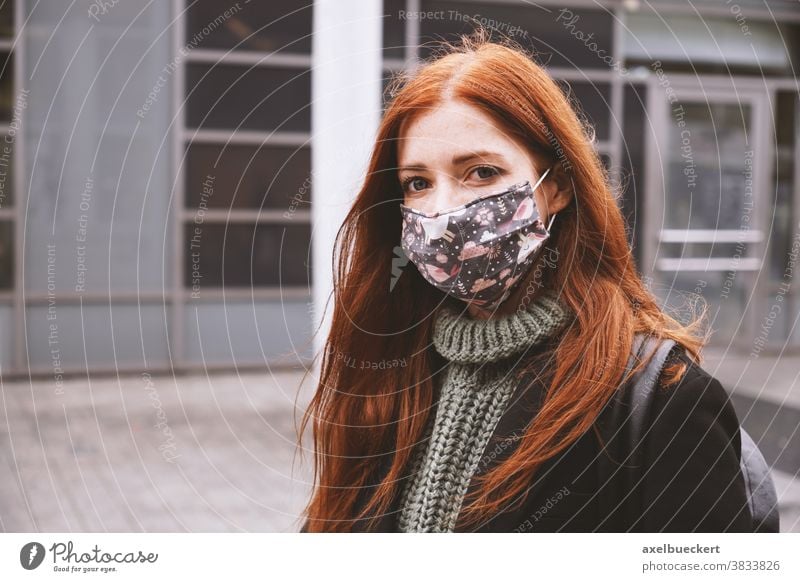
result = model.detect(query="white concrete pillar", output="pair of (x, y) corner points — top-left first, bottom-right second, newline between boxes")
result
(311, 0), (383, 363)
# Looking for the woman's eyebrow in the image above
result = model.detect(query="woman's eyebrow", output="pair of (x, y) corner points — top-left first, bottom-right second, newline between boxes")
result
(451, 150), (504, 166)
(398, 150), (505, 171)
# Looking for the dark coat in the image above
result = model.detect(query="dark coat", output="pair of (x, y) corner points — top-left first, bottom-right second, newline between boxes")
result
(301, 339), (753, 533)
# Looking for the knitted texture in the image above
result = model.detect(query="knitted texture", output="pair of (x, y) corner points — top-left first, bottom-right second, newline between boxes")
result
(396, 290), (572, 532)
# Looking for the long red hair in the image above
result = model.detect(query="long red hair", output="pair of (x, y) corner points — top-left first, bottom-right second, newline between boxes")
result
(297, 31), (706, 532)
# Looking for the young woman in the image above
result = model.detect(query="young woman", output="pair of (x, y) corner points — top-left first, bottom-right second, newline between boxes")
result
(298, 33), (754, 533)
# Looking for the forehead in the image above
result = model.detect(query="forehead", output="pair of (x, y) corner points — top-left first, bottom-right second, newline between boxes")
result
(396, 99), (526, 164)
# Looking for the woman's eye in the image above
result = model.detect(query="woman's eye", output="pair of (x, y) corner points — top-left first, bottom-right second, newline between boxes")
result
(473, 166), (499, 180)
(402, 176), (429, 193)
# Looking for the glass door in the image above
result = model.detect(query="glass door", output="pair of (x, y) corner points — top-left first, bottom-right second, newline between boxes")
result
(644, 78), (772, 349)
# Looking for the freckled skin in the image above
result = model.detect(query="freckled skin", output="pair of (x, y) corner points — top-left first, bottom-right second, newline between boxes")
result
(397, 99), (572, 319)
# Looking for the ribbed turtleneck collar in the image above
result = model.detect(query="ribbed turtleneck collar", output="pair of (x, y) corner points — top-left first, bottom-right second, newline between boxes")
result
(431, 290), (572, 365)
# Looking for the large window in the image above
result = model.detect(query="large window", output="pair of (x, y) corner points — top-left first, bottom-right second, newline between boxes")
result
(182, 1), (313, 298)
(177, 1), (314, 368)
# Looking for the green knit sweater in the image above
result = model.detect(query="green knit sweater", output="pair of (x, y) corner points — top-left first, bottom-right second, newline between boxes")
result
(396, 290), (572, 532)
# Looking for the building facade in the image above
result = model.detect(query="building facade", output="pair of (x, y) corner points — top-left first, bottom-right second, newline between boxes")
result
(0, 0), (798, 377)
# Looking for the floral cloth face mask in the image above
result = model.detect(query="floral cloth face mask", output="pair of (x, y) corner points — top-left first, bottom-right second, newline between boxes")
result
(399, 168), (555, 310)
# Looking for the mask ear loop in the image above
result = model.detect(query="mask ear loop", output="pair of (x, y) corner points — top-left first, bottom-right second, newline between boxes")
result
(546, 211), (557, 232)
(533, 166), (556, 232)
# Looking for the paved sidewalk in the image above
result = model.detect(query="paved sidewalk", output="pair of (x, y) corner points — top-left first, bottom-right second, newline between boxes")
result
(773, 469), (800, 533)
(1, 367), (798, 532)
(0, 369), (316, 532)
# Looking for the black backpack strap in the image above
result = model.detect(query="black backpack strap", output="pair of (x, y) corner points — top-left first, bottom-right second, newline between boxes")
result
(627, 336), (677, 452)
